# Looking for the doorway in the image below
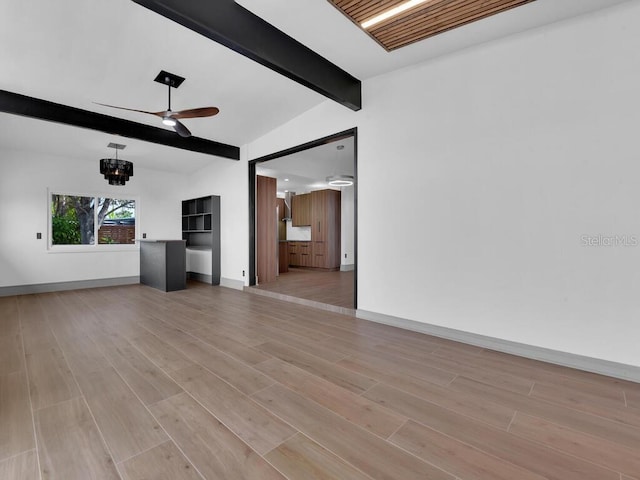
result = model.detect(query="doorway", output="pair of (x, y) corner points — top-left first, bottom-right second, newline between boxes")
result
(248, 128), (357, 310)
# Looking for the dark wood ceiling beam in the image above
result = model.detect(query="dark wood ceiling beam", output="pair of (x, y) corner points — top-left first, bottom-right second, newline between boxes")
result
(131, 0), (362, 111)
(0, 90), (240, 160)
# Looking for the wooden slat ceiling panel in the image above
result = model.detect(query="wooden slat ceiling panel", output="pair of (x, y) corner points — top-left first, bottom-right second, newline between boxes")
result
(328, 0), (537, 51)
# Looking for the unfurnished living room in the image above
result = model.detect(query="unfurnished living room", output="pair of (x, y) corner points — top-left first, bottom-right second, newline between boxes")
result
(1, 1), (640, 479)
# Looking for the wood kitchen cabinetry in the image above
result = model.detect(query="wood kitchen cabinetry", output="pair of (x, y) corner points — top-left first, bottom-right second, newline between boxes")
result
(288, 189), (341, 270)
(288, 241), (311, 267)
(291, 193), (311, 226)
(311, 189), (341, 269)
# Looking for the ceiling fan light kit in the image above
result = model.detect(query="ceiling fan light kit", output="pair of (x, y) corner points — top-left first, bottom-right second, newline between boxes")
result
(100, 143), (133, 186)
(95, 70), (219, 138)
(162, 116), (177, 127)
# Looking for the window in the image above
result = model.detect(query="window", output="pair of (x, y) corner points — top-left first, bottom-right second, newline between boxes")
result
(50, 193), (136, 247)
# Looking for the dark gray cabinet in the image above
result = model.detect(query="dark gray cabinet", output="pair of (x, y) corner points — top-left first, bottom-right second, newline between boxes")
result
(140, 240), (186, 292)
(182, 195), (220, 285)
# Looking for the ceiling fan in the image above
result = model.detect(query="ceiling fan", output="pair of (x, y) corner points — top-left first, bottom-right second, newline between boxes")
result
(96, 71), (219, 138)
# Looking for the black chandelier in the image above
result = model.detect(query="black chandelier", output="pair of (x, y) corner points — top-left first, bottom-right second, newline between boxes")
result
(100, 143), (133, 185)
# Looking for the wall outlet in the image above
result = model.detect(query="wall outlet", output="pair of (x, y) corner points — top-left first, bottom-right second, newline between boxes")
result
(344, 253), (347, 258)
(142, 233), (147, 239)
(36, 232), (42, 239)
(242, 270), (245, 277)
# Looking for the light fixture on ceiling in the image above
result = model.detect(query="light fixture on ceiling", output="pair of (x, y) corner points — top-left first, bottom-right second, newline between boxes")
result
(361, 0), (435, 29)
(162, 116), (177, 127)
(284, 178), (290, 182)
(100, 143), (133, 186)
(327, 175), (354, 187)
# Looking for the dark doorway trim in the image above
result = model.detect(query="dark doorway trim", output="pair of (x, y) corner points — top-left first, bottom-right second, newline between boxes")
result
(0, 90), (240, 160)
(132, 0), (362, 111)
(248, 128), (358, 309)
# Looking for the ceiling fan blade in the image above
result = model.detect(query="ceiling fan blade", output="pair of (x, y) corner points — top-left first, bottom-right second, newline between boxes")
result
(94, 102), (165, 117)
(172, 107), (220, 119)
(173, 119), (191, 138)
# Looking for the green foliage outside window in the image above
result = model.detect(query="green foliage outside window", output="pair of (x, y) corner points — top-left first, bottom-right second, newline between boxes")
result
(50, 194), (135, 246)
(51, 210), (81, 245)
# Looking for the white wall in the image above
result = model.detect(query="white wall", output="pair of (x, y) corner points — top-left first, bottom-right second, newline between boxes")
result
(184, 151), (249, 286)
(244, 2), (640, 368)
(0, 148), (186, 287)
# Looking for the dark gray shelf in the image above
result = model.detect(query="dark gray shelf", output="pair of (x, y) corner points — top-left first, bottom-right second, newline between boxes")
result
(182, 195), (220, 285)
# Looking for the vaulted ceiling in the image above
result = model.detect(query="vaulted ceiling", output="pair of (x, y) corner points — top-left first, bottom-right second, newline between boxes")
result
(0, 0), (629, 172)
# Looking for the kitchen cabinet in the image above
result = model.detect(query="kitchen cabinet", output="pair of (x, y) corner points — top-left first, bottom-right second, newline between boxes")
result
(299, 242), (312, 267)
(288, 241), (312, 267)
(278, 242), (289, 274)
(140, 240), (186, 292)
(288, 190), (340, 270)
(311, 189), (341, 269)
(292, 193), (311, 226)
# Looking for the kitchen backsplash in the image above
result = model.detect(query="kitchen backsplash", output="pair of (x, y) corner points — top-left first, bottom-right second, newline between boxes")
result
(286, 222), (311, 241)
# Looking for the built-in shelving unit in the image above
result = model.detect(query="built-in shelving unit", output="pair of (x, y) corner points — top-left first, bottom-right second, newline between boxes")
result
(181, 195), (220, 285)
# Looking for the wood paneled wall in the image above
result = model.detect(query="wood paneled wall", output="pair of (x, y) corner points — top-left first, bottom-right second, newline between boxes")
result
(257, 176), (277, 284)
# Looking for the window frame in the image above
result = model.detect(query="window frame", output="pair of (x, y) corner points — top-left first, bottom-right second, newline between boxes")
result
(47, 188), (140, 253)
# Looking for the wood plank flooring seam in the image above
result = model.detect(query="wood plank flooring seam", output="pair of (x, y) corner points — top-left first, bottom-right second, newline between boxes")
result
(252, 384), (456, 480)
(392, 386), (625, 479)
(445, 374), (459, 387)
(247, 381), (281, 399)
(119, 328), (297, 466)
(42, 312), (125, 480)
(623, 391), (628, 407)
(16, 300), (43, 480)
(120, 437), (207, 480)
(529, 383), (640, 430)
(356, 380), (381, 397)
(69, 392), (127, 480)
(164, 387), (295, 479)
(91, 348), (207, 480)
(0, 448), (36, 464)
(391, 412), (609, 480)
(265, 431), (379, 480)
(114, 437), (177, 468)
(319, 338), (353, 363)
(454, 374), (640, 433)
(117, 439), (208, 480)
(477, 349), (637, 394)
(510, 413), (640, 475)
(260, 429), (302, 457)
(385, 418), (410, 441)
(506, 411), (518, 432)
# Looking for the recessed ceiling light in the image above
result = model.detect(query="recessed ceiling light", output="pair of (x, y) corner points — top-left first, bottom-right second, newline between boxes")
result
(284, 190), (289, 193)
(284, 178), (289, 181)
(361, 0), (436, 29)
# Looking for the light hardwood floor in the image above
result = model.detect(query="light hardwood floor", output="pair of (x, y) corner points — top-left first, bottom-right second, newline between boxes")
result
(251, 268), (355, 310)
(1, 283), (640, 480)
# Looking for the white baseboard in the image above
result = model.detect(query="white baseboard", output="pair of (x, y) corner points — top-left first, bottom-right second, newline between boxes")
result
(0, 276), (140, 297)
(357, 309), (640, 384)
(340, 264), (355, 272)
(220, 277), (245, 290)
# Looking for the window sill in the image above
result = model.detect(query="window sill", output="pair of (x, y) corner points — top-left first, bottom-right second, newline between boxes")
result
(47, 244), (140, 254)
